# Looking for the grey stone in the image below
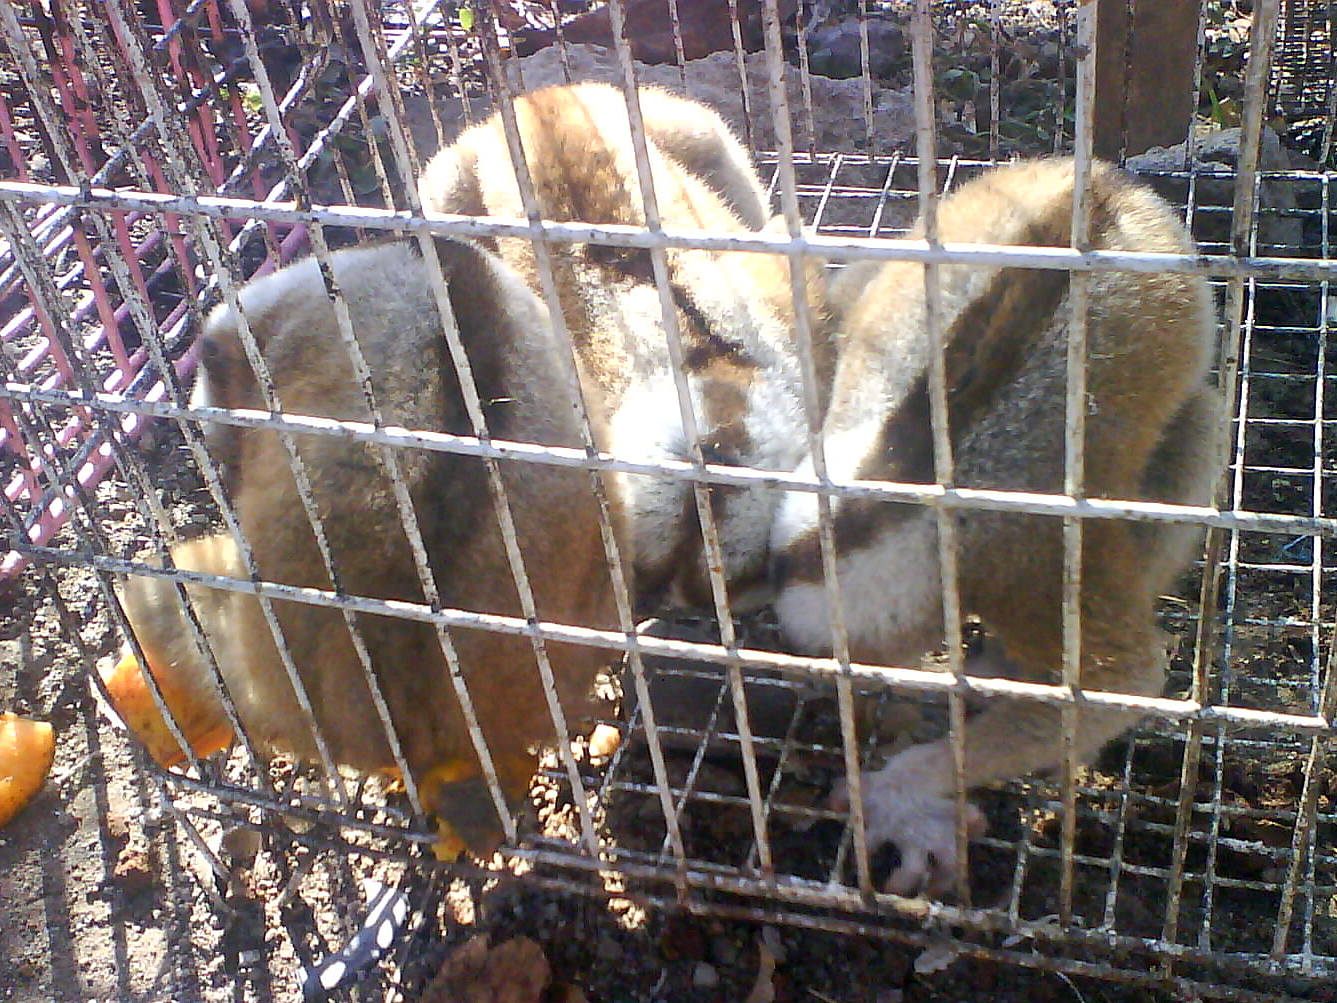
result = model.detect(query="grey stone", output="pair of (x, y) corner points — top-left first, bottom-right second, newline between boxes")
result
(805, 20), (905, 80)
(692, 961), (720, 988)
(1125, 127), (1304, 256)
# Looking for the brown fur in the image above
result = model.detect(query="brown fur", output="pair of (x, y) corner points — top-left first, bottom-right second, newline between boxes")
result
(419, 82), (832, 610)
(772, 158), (1224, 895)
(123, 237), (621, 854)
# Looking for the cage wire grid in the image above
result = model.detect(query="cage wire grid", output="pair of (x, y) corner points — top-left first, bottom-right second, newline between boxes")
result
(0, 0), (1336, 999)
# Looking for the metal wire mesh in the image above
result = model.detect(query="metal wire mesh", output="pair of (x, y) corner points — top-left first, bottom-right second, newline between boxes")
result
(1273, 0), (1335, 121)
(1, 1), (1335, 1000)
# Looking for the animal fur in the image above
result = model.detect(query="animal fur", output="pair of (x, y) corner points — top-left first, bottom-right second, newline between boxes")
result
(418, 81), (830, 611)
(121, 237), (621, 854)
(770, 158), (1224, 896)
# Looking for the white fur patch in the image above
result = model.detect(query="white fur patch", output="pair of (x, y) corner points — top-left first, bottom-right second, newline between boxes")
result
(189, 363), (214, 410)
(774, 507), (943, 663)
(771, 457), (820, 553)
(608, 377), (691, 571)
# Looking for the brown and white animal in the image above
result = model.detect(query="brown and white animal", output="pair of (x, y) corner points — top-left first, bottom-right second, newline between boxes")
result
(770, 158), (1223, 896)
(418, 81), (829, 611)
(115, 236), (621, 855)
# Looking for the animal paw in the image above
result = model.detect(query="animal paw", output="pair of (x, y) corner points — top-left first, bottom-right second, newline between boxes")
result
(831, 742), (985, 898)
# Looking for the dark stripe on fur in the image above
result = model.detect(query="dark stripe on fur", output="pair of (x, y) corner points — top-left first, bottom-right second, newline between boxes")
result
(778, 174), (1122, 587)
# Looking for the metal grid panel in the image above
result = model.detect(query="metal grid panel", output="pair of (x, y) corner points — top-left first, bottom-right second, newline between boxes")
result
(1274, 0), (1335, 121)
(0, 1), (1335, 1000)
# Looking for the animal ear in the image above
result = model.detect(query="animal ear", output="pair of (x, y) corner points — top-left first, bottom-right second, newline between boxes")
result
(421, 237), (551, 434)
(194, 318), (252, 409)
(426, 236), (520, 342)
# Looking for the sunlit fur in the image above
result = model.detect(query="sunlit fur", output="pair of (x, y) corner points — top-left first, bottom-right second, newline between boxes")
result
(771, 158), (1224, 896)
(124, 237), (622, 854)
(419, 82), (831, 612)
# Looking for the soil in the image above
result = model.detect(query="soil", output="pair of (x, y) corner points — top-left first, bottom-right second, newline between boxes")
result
(1, 3), (1335, 1003)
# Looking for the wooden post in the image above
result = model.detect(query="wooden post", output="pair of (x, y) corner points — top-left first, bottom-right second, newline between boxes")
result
(1093, 0), (1202, 160)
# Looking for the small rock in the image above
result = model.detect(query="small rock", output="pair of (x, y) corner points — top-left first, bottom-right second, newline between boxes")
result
(661, 915), (706, 961)
(692, 961), (720, 989)
(710, 932), (740, 967)
(1125, 127), (1303, 254)
(418, 936), (551, 1003)
(596, 933), (622, 962)
(805, 20), (904, 80)
(103, 810), (130, 845)
(220, 826), (261, 867)
(11, 955), (39, 981)
(113, 841), (155, 896)
(587, 723), (621, 761)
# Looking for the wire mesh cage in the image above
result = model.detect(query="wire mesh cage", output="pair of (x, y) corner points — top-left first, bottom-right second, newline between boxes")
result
(1, 1), (1336, 1001)
(1273, 0), (1334, 121)
(1270, 0), (1336, 165)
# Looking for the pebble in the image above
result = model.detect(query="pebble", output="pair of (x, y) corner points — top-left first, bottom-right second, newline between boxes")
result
(587, 723), (621, 760)
(221, 826), (261, 867)
(710, 933), (740, 966)
(596, 933), (621, 962)
(804, 20), (905, 79)
(692, 961), (719, 989)
(661, 915), (705, 961)
(112, 841), (155, 896)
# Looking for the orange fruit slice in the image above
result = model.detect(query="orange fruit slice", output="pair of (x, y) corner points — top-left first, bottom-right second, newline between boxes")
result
(0, 713), (55, 828)
(100, 649), (234, 768)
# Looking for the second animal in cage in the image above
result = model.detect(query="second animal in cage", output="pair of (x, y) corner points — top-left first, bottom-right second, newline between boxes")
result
(108, 83), (1223, 898)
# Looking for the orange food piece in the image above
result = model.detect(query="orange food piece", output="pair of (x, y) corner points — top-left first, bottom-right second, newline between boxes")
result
(100, 649), (234, 768)
(0, 713), (55, 828)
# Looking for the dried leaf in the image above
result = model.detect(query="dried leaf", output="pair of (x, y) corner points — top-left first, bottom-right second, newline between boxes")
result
(418, 935), (551, 1003)
(742, 926), (783, 1003)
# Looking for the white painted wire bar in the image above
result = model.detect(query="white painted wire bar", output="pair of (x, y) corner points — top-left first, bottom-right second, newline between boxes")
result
(1056, 0), (1098, 927)
(911, 0), (972, 904)
(10, 176), (1337, 279)
(762, 0), (876, 899)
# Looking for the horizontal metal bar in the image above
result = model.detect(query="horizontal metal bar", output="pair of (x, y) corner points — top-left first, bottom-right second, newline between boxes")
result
(5, 380), (1335, 539)
(499, 842), (1337, 984)
(29, 544), (1337, 736)
(3, 180), (1337, 281)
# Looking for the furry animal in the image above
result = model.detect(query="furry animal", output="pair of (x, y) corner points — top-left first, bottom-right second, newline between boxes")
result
(119, 237), (621, 855)
(418, 81), (829, 611)
(770, 158), (1223, 896)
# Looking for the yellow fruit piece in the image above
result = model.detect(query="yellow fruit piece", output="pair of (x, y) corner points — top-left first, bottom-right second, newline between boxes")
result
(100, 650), (233, 768)
(421, 759), (478, 791)
(377, 762), (469, 860)
(0, 713), (55, 828)
(431, 820), (467, 862)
